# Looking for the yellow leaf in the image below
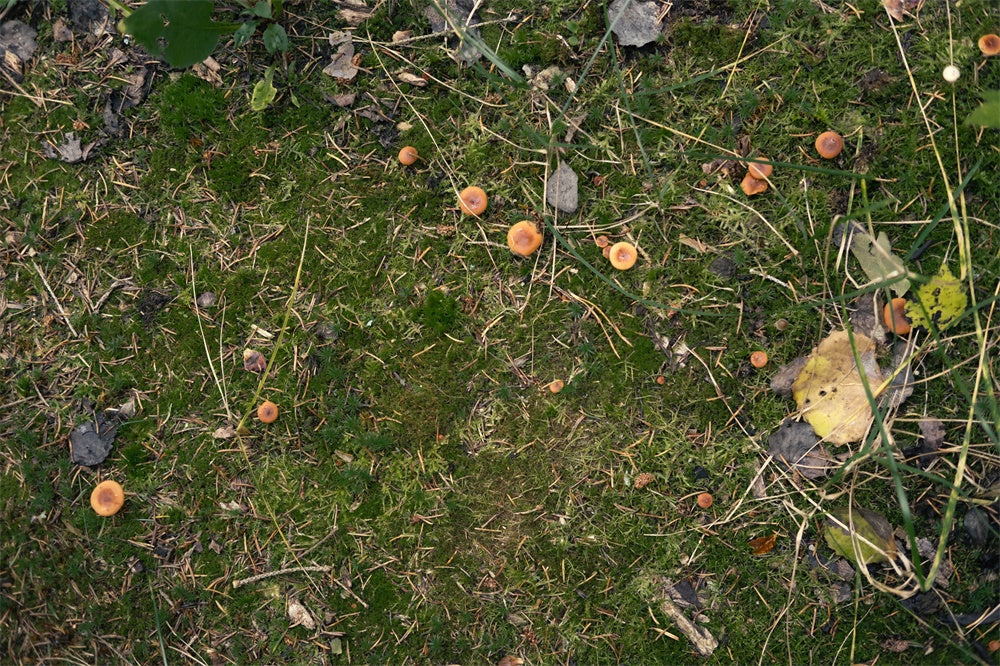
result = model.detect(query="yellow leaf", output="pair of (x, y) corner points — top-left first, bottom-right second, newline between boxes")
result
(824, 505), (897, 565)
(904, 263), (966, 331)
(791, 331), (883, 444)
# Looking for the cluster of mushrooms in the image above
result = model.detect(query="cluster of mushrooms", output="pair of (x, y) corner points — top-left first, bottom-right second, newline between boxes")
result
(740, 130), (844, 197)
(398, 145), (639, 271)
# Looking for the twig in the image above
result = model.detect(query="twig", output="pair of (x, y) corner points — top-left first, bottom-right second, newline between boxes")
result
(33, 262), (78, 336)
(232, 565), (332, 589)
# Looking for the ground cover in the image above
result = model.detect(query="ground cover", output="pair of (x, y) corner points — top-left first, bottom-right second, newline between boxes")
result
(1, 0), (998, 663)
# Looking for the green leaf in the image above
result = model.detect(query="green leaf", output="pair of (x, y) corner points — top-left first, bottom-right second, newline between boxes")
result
(251, 0), (272, 18)
(263, 23), (289, 53)
(824, 505), (897, 566)
(121, 0), (241, 69)
(964, 92), (1000, 129)
(251, 66), (277, 111)
(234, 21), (258, 47)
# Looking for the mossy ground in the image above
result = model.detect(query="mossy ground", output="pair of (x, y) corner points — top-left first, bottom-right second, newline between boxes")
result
(1, 0), (998, 663)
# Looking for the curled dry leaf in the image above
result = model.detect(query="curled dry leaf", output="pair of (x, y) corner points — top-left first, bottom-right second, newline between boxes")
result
(212, 425), (236, 439)
(633, 472), (655, 489)
(396, 71), (427, 87)
(749, 533), (777, 556)
(242, 348), (267, 373)
(287, 598), (316, 630)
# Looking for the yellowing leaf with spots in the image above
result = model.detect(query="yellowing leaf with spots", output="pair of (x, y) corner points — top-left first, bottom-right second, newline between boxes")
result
(791, 330), (884, 445)
(904, 263), (966, 331)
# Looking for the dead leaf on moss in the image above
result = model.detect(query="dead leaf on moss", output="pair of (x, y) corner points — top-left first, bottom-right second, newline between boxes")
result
(323, 32), (358, 81)
(792, 330), (883, 445)
(904, 263), (966, 331)
(767, 419), (834, 479)
(287, 598), (316, 630)
(824, 505), (897, 566)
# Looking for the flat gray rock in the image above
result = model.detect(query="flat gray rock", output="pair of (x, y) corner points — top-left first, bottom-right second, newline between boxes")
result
(70, 413), (117, 466)
(546, 162), (578, 214)
(608, 0), (662, 48)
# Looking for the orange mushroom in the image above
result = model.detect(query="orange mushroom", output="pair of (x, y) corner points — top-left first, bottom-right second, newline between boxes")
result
(750, 351), (769, 368)
(815, 131), (844, 159)
(748, 157), (773, 180)
(458, 186), (488, 216)
(91, 480), (125, 516)
(547, 379), (565, 393)
(257, 400), (279, 423)
(740, 172), (768, 196)
(979, 34), (1000, 57)
(507, 221), (543, 257)
(608, 241), (637, 270)
(882, 297), (911, 335)
(398, 146), (418, 166)
(594, 235), (610, 248)
(696, 492), (714, 509)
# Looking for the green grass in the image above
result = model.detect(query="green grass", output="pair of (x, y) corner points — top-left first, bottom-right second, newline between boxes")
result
(1, 0), (998, 663)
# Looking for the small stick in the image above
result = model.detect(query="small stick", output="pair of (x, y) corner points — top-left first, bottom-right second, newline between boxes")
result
(232, 565), (332, 589)
(34, 262), (78, 337)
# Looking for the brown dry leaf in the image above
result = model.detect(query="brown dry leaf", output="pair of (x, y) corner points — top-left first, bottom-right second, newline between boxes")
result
(678, 235), (712, 254)
(791, 330), (883, 445)
(287, 598), (316, 630)
(633, 472), (655, 489)
(749, 533), (777, 556)
(212, 425), (236, 439)
(396, 71), (427, 87)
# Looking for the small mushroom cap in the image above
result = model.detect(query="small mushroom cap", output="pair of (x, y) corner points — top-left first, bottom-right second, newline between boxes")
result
(398, 146), (418, 165)
(608, 241), (637, 270)
(257, 400), (279, 423)
(458, 186), (488, 216)
(815, 131), (844, 159)
(942, 65), (961, 83)
(750, 351), (769, 368)
(91, 480), (125, 516)
(979, 34), (1000, 56)
(696, 492), (714, 509)
(507, 221), (543, 257)
(740, 172), (768, 196)
(748, 157), (773, 180)
(882, 297), (911, 335)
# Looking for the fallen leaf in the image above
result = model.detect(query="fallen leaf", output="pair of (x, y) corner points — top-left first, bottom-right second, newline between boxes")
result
(678, 235), (711, 254)
(791, 330), (883, 444)
(287, 598), (316, 630)
(243, 348), (267, 373)
(904, 263), (966, 331)
(70, 412), (118, 466)
(396, 71), (427, 87)
(546, 161), (578, 214)
(392, 30), (411, 42)
(212, 425), (236, 439)
(42, 132), (97, 164)
(824, 505), (897, 566)
(749, 533), (777, 556)
(847, 223), (909, 295)
(767, 419), (834, 479)
(633, 472), (655, 489)
(323, 32), (358, 81)
(0, 19), (38, 61)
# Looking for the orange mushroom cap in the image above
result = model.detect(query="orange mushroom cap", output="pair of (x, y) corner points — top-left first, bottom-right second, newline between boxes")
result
(507, 221), (543, 257)
(748, 157), (773, 180)
(91, 480), (125, 516)
(458, 186), (488, 216)
(815, 131), (844, 159)
(696, 492), (714, 509)
(750, 351), (769, 368)
(882, 297), (911, 335)
(547, 379), (565, 393)
(398, 146), (418, 166)
(257, 400), (279, 423)
(979, 34), (1000, 57)
(740, 172), (768, 196)
(608, 241), (637, 270)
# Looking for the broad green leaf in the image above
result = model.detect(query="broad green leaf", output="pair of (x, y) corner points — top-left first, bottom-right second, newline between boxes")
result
(251, 0), (272, 18)
(964, 91), (1000, 129)
(263, 23), (289, 53)
(121, 0), (240, 69)
(904, 263), (966, 331)
(850, 228), (909, 296)
(234, 21), (258, 48)
(251, 66), (277, 111)
(825, 505), (897, 566)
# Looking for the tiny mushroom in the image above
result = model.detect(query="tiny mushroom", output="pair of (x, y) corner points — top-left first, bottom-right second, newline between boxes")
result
(608, 241), (637, 270)
(979, 34), (1000, 57)
(91, 480), (125, 516)
(748, 157), (773, 180)
(458, 186), (488, 216)
(398, 146), (419, 165)
(942, 65), (961, 83)
(882, 297), (911, 335)
(696, 492), (714, 509)
(507, 221), (543, 257)
(547, 379), (565, 393)
(257, 400), (279, 423)
(815, 131), (844, 159)
(740, 172), (768, 196)
(750, 351), (769, 369)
